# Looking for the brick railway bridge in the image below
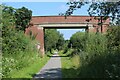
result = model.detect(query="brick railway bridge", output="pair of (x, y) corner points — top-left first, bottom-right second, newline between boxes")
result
(25, 16), (109, 56)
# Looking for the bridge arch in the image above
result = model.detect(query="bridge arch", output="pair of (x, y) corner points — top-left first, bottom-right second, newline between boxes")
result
(25, 16), (109, 56)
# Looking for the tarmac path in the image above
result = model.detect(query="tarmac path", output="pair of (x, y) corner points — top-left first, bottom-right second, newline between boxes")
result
(33, 54), (62, 79)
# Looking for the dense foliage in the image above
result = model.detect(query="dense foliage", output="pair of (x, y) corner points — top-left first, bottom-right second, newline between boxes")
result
(1, 2), (120, 78)
(2, 5), (33, 55)
(2, 5), (32, 32)
(2, 30), (39, 77)
(44, 29), (64, 52)
(69, 32), (86, 51)
(15, 7), (32, 32)
(63, 1), (120, 25)
(56, 34), (65, 50)
(106, 26), (120, 51)
(61, 27), (120, 78)
(1, 5), (41, 78)
(59, 1), (120, 78)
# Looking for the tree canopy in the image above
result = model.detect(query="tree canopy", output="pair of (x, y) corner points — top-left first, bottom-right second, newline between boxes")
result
(2, 5), (32, 32)
(15, 7), (32, 32)
(1, 5), (41, 78)
(56, 33), (65, 50)
(2, 5), (33, 55)
(69, 31), (86, 51)
(44, 29), (65, 52)
(63, 1), (120, 25)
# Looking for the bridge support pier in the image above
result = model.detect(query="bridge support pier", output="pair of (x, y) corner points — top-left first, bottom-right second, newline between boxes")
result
(37, 27), (45, 57)
(25, 25), (45, 57)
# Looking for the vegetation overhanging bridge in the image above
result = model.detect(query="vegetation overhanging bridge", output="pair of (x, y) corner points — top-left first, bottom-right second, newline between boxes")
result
(25, 16), (109, 56)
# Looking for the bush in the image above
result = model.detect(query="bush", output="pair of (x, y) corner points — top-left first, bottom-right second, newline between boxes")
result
(82, 33), (107, 65)
(78, 29), (120, 78)
(106, 26), (120, 51)
(78, 49), (120, 78)
(2, 28), (39, 78)
(1, 5), (40, 78)
(61, 27), (120, 78)
(69, 32), (86, 51)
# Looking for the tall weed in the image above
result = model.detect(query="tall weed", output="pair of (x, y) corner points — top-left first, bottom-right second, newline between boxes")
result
(2, 29), (39, 78)
(78, 29), (120, 78)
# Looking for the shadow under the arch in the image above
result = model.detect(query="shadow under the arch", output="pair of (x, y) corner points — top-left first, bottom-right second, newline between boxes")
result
(47, 55), (69, 58)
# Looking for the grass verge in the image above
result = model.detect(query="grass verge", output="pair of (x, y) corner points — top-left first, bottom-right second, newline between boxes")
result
(9, 54), (50, 78)
(59, 51), (80, 78)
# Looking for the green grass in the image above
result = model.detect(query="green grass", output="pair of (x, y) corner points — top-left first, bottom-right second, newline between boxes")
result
(59, 51), (80, 78)
(9, 54), (50, 78)
(60, 32), (120, 78)
(61, 57), (80, 78)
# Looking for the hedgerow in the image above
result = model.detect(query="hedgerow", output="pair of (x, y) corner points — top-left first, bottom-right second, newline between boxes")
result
(1, 5), (39, 78)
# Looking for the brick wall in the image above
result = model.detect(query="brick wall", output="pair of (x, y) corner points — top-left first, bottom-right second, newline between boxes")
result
(25, 16), (110, 55)
(25, 25), (44, 56)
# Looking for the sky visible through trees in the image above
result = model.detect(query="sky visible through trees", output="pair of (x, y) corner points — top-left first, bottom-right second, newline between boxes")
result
(57, 29), (85, 40)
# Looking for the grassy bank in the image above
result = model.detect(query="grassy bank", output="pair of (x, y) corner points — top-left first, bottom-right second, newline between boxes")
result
(61, 56), (80, 78)
(59, 50), (80, 78)
(9, 54), (50, 78)
(2, 29), (50, 78)
(60, 32), (120, 78)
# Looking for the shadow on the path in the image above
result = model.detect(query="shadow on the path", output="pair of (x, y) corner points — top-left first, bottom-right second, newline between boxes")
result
(32, 68), (79, 80)
(47, 54), (69, 58)
(47, 55), (69, 57)
(32, 68), (62, 79)
(31, 52), (120, 79)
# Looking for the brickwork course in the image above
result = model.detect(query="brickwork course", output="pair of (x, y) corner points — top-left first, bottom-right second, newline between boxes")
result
(25, 16), (110, 56)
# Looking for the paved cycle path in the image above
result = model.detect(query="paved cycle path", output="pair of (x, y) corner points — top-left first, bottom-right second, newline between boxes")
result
(33, 54), (62, 79)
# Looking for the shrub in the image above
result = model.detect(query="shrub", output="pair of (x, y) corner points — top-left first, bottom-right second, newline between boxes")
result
(2, 28), (39, 78)
(78, 30), (120, 78)
(69, 32), (86, 51)
(71, 55), (80, 68)
(106, 26), (120, 51)
(1, 5), (40, 78)
(61, 26), (120, 78)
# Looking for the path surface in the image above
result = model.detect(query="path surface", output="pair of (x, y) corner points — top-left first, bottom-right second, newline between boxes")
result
(33, 54), (62, 79)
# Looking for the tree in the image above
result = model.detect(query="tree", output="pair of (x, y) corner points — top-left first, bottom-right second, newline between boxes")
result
(63, 1), (120, 26)
(2, 5), (32, 32)
(56, 33), (65, 50)
(44, 29), (60, 52)
(2, 5), (34, 56)
(2, 5), (16, 43)
(1, 5), (39, 77)
(106, 26), (120, 51)
(15, 7), (32, 32)
(45, 29), (65, 52)
(87, 1), (120, 26)
(2, 5), (15, 28)
(69, 31), (86, 51)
